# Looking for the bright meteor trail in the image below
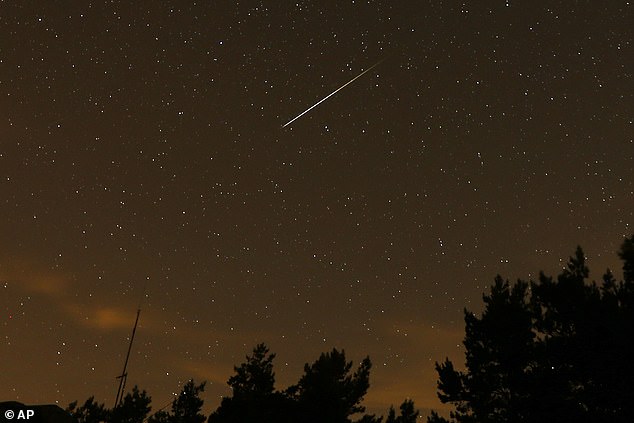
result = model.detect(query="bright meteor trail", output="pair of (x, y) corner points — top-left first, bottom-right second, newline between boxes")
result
(282, 59), (385, 128)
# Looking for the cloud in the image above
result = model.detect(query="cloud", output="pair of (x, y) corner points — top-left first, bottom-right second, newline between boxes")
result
(92, 307), (138, 330)
(356, 316), (466, 413)
(0, 258), (71, 298)
(179, 361), (234, 386)
(0, 255), (147, 332)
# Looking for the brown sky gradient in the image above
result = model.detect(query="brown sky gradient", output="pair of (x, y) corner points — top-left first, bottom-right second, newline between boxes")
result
(1, 0), (632, 419)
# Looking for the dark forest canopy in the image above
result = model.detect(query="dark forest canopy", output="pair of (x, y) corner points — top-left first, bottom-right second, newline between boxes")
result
(68, 236), (634, 423)
(68, 348), (416, 423)
(429, 236), (634, 423)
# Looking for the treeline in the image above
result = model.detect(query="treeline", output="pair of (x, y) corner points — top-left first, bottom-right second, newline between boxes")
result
(70, 236), (634, 422)
(429, 236), (634, 423)
(68, 347), (417, 423)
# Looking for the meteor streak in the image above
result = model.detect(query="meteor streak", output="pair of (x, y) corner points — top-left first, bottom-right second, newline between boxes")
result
(282, 59), (384, 128)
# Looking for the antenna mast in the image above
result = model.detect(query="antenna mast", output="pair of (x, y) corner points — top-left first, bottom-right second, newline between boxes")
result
(114, 308), (141, 408)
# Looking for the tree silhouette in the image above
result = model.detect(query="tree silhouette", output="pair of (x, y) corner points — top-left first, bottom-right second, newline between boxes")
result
(171, 379), (206, 423)
(228, 343), (276, 399)
(288, 348), (372, 423)
(429, 276), (535, 422)
(619, 236), (634, 283)
(429, 236), (634, 423)
(386, 399), (419, 423)
(149, 380), (206, 423)
(67, 343), (419, 423)
(67, 397), (109, 423)
(208, 343), (296, 423)
(68, 388), (151, 423)
(208, 344), (383, 423)
(355, 415), (384, 423)
(111, 385), (152, 423)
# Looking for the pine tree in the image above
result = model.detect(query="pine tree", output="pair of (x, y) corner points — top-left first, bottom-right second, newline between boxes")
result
(289, 348), (372, 423)
(429, 237), (634, 423)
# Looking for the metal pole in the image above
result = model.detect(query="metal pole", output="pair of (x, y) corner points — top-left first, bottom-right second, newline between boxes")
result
(114, 308), (141, 407)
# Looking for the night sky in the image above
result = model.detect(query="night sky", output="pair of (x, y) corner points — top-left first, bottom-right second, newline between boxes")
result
(1, 0), (632, 418)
